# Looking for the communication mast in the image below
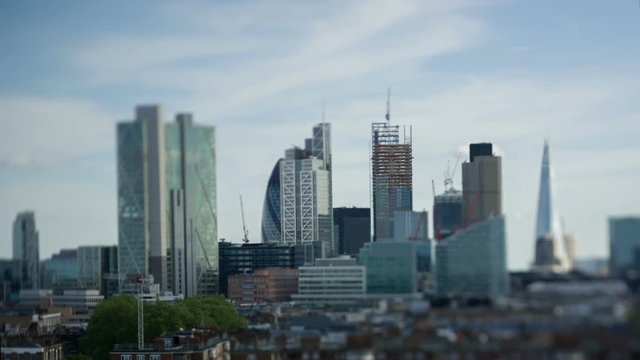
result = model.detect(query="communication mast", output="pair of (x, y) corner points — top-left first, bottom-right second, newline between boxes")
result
(240, 195), (249, 243)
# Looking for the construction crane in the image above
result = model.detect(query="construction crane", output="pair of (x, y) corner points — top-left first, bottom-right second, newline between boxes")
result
(239, 195), (249, 243)
(408, 210), (428, 241)
(444, 152), (462, 192)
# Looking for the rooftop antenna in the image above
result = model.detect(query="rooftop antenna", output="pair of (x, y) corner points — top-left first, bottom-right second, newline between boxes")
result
(385, 87), (391, 122)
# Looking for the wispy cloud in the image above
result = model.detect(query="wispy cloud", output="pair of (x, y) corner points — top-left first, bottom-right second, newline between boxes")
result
(0, 97), (115, 168)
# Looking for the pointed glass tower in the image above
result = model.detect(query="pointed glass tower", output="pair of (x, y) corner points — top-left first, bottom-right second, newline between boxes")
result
(533, 140), (570, 273)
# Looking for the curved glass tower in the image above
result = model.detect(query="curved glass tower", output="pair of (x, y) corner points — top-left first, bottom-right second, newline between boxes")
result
(261, 160), (282, 243)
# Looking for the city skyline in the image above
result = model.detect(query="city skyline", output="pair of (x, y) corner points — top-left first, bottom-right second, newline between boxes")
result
(2, 1), (640, 270)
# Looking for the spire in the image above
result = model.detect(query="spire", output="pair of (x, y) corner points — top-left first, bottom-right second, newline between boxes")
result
(533, 140), (570, 272)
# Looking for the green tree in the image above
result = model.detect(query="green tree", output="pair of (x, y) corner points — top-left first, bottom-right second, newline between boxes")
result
(80, 295), (246, 360)
(81, 295), (136, 360)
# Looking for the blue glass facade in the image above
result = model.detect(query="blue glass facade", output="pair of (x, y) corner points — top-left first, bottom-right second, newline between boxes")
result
(436, 216), (508, 298)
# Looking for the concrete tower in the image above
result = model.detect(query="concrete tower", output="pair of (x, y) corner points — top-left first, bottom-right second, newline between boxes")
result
(533, 140), (570, 273)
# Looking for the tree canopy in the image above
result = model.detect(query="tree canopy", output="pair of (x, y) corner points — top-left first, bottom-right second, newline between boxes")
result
(81, 295), (246, 360)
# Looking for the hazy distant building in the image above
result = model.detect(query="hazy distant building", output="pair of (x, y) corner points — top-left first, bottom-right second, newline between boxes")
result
(261, 160), (283, 243)
(433, 189), (463, 241)
(117, 105), (168, 290)
(436, 216), (509, 298)
(280, 123), (333, 257)
(12, 212), (39, 290)
(117, 105), (217, 296)
(41, 249), (77, 292)
(333, 207), (370, 256)
(462, 143), (501, 226)
(78, 246), (102, 290)
(609, 216), (640, 276)
(532, 141), (571, 273)
(165, 113), (218, 296)
(0, 259), (20, 303)
(371, 118), (412, 241)
(564, 234), (577, 270)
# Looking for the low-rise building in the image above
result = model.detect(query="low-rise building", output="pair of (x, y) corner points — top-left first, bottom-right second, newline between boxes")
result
(52, 290), (104, 313)
(228, 268), (298, 305)
(1, 337), (64, 360)
(110, 328), (229, 360)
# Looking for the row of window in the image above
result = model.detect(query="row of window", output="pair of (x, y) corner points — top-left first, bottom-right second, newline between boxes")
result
(120, 354), (160, 360)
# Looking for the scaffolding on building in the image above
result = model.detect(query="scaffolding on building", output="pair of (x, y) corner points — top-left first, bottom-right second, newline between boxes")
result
(371, 121), (413, 240)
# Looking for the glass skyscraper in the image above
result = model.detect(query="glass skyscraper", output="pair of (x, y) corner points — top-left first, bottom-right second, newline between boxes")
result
(117, 105), (167, 290)
(117, 105), (217, 296)
(165, 114), (218, 296)
(261, 160), (282, 243)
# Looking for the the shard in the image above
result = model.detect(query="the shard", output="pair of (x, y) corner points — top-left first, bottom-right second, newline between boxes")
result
(533, 140), (571, 273)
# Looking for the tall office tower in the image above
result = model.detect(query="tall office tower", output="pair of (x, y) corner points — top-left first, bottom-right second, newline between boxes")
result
(371, 95), (412, 241)
(532, 141), (570, 273)
(165, 113), (217, 296)
(609, 216), (640, 276)
(12, 212), (39, 290)
(280, 123), (333, 257)
(436, 216), (509, 298)
(117, 105), (168, 290)
(118, 106), (217, 296)
(462, 143), (502, 226)
(261, 160), (282, 242)
(333, 207), (370, 256)
(433, 189), (463, 241)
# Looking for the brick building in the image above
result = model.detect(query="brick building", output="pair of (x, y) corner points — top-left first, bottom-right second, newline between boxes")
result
(227, 268), (298, 304)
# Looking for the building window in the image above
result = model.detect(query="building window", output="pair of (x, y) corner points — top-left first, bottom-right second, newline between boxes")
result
(151, 355), (160, 360)
(121, 355), (132, 360)
(137, 355), (145, 360)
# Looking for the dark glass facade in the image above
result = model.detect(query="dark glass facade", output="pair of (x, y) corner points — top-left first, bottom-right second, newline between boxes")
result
(218, 242), (312, 297)
(433, 191), (463, 241)
(333, 207), (371, 256)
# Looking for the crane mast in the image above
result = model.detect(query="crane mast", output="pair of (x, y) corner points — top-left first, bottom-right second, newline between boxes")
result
(240, 195), (249, 243)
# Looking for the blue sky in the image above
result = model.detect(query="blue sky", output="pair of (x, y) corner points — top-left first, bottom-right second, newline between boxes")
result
(1, 0), (639, 270)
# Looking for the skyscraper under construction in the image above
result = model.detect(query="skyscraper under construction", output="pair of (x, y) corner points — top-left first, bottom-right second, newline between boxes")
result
(371, 92), (413, 241)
